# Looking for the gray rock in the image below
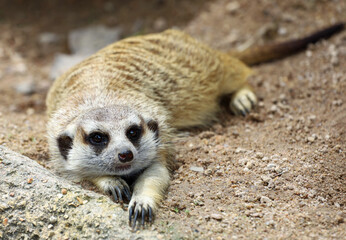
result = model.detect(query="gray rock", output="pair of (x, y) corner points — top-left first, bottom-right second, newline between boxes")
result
(38, 32), (61, 45)
(190, 166), (204, 173)
(49, 25), (122, 80)
(68, 25), (122, 55)
(0, 146), (159, 239)
(14, 80), (36, 95)
(50, 53), (89, 79)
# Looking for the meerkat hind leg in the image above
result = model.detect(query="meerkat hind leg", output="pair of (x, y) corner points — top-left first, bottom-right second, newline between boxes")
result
(91, 176), (132, 203)
(230, 87), (257, 116)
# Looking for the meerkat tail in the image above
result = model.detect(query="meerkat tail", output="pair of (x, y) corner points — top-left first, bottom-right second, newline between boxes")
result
(228, 22), (345, 66)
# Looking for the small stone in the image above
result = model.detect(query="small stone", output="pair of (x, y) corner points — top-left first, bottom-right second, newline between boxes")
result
(63, 215), (69, 219)
(307, 136), (315, 143)
(308, 115), (316, 121)
(9, 192), (15, 197)
(255, 152), (264, 159)
(199, 131), (215, 139)
(3, 218), (8, 226)
(267, 163), (276, 169)
(246, 160), (255, 169)
(278, 27), (287, 35)
(238, 158), (248, 166)
(249, 113), (264, 122)
(38, 32), (61, 45)
(157, 234), (164, 240)
(61, 189), (67, 195)
(14, 81), (36, 95)
(226, 1), (240, 13)
(332, 99), (343, 106)
(260, 196), (272, 204)
(306, 50), (313, 58)
(76, 197), (84, 205)
(268, 179), (275, 188)
(49, 216), (57, 224)
(250, 212), (263, 218)
(270, 105), (278, 113)
(0, 203), (9, 212)
(27, 178), (33, 184)
(265, 219), (275, 227)
(211, 213), (223, 221)
(261, 175), (271, 184)
(232, 130), (239, 137)
(26, 108), (35, 115)
(190, 166), (204, 172)
(235, 147), (246, 153)
(204, 168), (213, 175)
(48, 224), (53, 229)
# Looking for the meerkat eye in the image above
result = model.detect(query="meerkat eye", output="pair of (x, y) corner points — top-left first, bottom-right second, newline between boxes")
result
(88, 132), (109, 146)
(126, 125), (142, 142)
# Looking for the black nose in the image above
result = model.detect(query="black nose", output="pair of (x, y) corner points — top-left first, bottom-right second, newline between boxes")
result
(118, 150), (133, 163)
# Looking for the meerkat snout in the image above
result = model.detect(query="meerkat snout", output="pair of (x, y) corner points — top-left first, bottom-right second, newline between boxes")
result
(118, 150), (134, 163)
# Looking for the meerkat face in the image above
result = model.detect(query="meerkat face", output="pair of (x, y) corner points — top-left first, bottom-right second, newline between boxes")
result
(56, 105), (159, 178)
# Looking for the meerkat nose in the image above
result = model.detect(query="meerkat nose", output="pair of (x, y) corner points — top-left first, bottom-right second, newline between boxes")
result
(118, 150), (134, 163)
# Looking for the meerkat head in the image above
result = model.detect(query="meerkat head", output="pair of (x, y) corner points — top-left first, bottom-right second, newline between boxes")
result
(55, 105), (159, 178)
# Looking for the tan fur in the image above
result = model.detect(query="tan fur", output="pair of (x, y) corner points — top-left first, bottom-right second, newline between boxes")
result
(46, 25), (343, 227)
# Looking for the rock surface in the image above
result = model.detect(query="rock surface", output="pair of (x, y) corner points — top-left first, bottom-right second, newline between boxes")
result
(50, 25), (122, 79)
(0, 146), (159, 239)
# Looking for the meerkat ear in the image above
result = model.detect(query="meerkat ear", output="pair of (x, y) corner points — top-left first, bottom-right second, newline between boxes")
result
(57, 124), (76, 160)
(146, 119), (159, 138)
(57, 134), (73, 160)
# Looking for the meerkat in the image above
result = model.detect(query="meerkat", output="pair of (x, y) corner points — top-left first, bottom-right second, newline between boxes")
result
(46, 22), (344, 228)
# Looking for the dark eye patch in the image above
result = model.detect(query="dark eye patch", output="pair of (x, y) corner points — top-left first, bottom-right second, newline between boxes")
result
(126, 125), (142, 144)
(87, 132), (109, 154)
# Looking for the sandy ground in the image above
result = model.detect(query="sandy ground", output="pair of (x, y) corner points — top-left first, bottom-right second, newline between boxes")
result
(0, 0), (345, 239)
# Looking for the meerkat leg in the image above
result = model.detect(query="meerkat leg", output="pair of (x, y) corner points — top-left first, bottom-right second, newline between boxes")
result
(217, 55), (257, 116)
(91, 176), (132, 203)
(128, 161), (170, 229)
(229, 86), (257, 116)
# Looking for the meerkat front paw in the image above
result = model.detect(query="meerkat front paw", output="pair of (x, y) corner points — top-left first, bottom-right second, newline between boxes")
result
(128, 195), (155, 229)
(230, 88), (257, 116)
(91, 176), (132, 203)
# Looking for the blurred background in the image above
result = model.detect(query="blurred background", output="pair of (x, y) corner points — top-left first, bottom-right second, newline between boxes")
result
(0, 1), (345, 238)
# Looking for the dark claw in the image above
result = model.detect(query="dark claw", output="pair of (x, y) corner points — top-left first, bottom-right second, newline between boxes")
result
(148, 207), (153, 224)
(141, 208), (146, 227)
(132, 208), (139, 229)
(247, 95), (255, 108)
(237, 100), (248, 116)
(110, 188), (118, 202)
(123, 186), (132, 201)
(115, 186), (123, 203)
(129, 206), (134, 225)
